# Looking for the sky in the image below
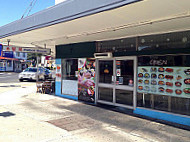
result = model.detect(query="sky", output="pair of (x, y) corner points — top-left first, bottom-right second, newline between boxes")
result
(0, 0), (55, 27)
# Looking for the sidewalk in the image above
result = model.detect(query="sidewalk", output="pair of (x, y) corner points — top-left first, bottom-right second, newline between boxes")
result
(0, 85), (190, 142)
(0, 82), (35, 94)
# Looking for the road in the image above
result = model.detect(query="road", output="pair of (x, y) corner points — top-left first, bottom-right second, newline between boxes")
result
(0, 69), (56, 83)
(0, 72), (20, 83)
(0, 72), (36, 94)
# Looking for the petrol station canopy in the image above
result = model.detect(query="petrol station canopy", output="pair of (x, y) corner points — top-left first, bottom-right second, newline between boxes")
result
(0, 0), (190, 55)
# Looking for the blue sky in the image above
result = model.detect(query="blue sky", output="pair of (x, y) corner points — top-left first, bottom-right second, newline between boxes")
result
(0, 0), (55, 27)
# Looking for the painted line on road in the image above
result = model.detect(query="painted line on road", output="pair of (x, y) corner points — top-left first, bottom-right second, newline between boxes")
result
(0, 73), (15, 76)
(0, 76), (15, 78)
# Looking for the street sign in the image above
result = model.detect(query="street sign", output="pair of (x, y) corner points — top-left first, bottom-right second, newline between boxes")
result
(2, 46), (51, 55)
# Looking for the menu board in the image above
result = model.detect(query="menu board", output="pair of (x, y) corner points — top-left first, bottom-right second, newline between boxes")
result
(137, 66), (190, 99)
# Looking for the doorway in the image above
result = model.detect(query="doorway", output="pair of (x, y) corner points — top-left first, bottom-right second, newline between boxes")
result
(96, 56), (137, 109)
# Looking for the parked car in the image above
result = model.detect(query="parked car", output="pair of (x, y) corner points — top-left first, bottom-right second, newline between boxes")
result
(44, 68), (52, 79)
(18, 67), (45, 81)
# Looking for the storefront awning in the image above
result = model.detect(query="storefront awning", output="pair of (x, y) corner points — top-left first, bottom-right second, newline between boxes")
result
(0, 0), (190, 52)
(0, 56), (18, 61)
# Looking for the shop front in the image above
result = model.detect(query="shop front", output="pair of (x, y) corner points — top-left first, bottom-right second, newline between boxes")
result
(133, 30), (190, 126)
(135, 55), (190, 125)
(0, 57), (15, 72)
(55, 42), (96, 102)
(55, 30), (190, 126)
(0, 60), (6, 71)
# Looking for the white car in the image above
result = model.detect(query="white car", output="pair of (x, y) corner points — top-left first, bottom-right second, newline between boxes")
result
(19, 67), (45, 81)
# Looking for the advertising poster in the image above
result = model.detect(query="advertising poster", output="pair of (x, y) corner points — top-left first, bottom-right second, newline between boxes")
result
(78, 58), (95, 103)
(137, 66), (190, 99)
(55, 64), (61, 82)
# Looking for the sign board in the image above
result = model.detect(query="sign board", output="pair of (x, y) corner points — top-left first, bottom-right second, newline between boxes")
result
(3, 51), (14, 58)
(3, 46), (51, 55)
(137, 66), (190, 99)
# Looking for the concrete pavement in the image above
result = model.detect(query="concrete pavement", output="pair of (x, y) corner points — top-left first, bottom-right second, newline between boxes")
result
(0, 82), (190, 142)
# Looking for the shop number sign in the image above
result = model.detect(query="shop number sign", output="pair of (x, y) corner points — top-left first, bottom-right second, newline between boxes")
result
(137, 66), (190, 99)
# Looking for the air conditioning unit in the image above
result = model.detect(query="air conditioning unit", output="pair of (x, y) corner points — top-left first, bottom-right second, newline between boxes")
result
(94, 52), (113, 58)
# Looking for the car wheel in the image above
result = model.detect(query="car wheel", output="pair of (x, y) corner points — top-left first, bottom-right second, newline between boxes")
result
(44, 75), (48, 79)
(19, 79), (23, 82)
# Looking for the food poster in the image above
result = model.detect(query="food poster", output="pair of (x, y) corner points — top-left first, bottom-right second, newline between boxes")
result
(137, 66), (190, 99)
(78, 58), (95, 103)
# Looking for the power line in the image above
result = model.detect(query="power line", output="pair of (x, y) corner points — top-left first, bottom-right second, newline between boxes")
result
(21, 0), (38, 19)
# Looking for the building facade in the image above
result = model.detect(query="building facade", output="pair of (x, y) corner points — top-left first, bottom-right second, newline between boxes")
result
(55, 30), (190, 126)
(0, 0), (190, 126)
(0, 44), (27, 72)
(13, 52), (28, 72)
(0, 44), (15, 71)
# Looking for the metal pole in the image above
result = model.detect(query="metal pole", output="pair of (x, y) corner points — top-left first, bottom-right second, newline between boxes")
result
(36, 54), (39, 82)
(7, 39), (10, 46)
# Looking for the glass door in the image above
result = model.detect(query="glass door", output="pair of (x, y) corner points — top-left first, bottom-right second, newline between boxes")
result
(96, 57), (137, 109)
(114, 57), (137, 109)
(97, 59), (114, 104)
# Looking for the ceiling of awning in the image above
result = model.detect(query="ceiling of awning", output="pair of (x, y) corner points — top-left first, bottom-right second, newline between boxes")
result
(0, 0), (190, 56)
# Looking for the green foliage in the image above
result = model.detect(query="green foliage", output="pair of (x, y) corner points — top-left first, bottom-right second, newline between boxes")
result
(27, 53), (42, 60)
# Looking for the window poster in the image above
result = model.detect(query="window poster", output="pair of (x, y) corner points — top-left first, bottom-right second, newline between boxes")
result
(137, 66), (190, 99)
(55, 64), (61, 82)
(78, 58), (95, 102)
(116, 69), (121, 76)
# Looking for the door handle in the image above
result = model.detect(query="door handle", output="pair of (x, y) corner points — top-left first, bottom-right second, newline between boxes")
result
(112, 76), (116, 83)
(112, 76), (114, 82)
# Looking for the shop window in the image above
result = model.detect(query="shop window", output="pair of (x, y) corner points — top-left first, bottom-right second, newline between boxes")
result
(116, 60), (134, 85)
(154, 95), (168, 112)
(97, 37), (136, 53)
(137, 55), (190, 116)
(99, 60), (113, 84)
(137, 93), (152, 108)
(62, 59), (78, 80)
(7, 60), (12, 67)
(138, 31), (190, 51)
(171, 97), (190, 116)
(116, 89), (133, 106)
(98, 87), (113, 102)
(137, 94), (169, 111)
(16, 52), (20, 57)
(0, 62), (3, 67)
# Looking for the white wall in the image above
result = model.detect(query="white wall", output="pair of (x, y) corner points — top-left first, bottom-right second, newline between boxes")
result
(62, 80), (78, 96)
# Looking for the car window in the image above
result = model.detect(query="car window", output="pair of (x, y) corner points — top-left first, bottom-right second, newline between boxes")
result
(24, 68), (37, 72)
(45, 69), (50, 73)
(24, 68), (29, 72)
(39, 68), (45, 72)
